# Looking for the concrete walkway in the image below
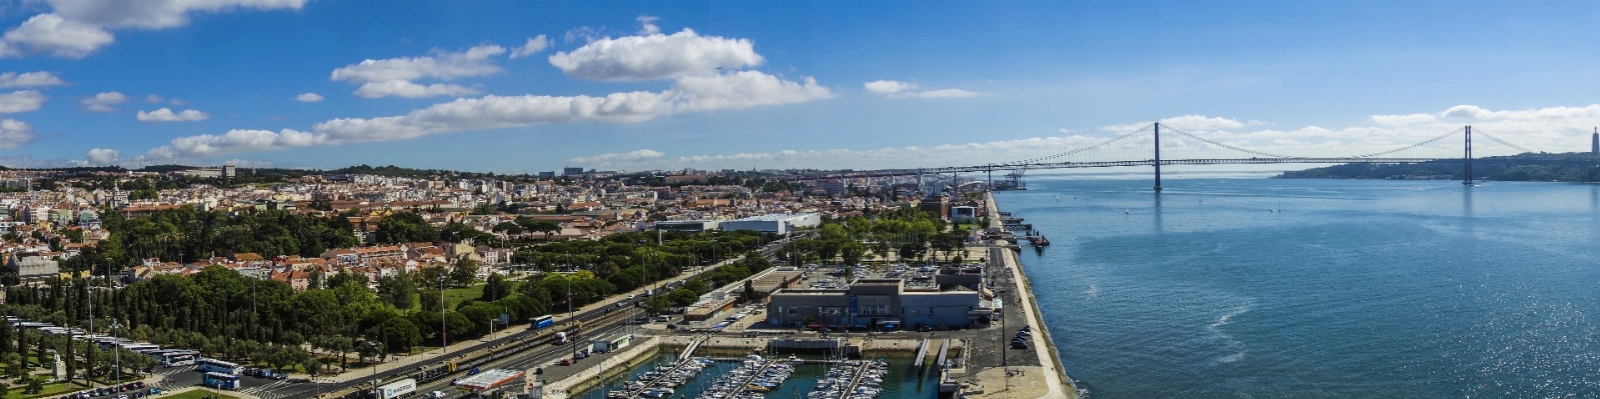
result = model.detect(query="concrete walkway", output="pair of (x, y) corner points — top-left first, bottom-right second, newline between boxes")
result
(965, 192), (1076, 399)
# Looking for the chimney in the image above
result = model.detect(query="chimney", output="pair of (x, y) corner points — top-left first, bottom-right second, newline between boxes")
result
(1593, 127), (1598, 155)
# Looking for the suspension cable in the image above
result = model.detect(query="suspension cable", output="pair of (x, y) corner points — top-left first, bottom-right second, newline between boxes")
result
(1159, 125), (1300, 158)
(1471, 129), (1535, 154)
(1005, 124), (1154, 165)
(1345, 128), (1461, 158)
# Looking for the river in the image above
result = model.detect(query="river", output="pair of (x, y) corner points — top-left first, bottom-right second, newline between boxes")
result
(1000, 175), (1600, 398)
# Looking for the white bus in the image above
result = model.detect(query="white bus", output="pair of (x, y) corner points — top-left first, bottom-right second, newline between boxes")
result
(119, 343), (161, 353)
(195, 358), (242, 375)
(158, 351), (199, 367)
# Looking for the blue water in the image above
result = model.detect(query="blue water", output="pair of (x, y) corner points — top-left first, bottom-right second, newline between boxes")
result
(1002, 177), (1600, 398)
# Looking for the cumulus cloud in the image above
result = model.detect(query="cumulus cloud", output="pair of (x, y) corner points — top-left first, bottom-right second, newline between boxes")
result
(569, 149), (665, 166)
(0, 118), (38, 149)
(295, 92), (324, 102)
(136, 107), (209, 122)
(1, 1), (304, 59)
(353, 81), (479, 99)
(673, 71), (833, 112)
(636, 16), (662, 35)
(864, 80), (916, 95)
(331, 45), (504, 98)
(508, 35), (551, 59)
(548, 28), (763, 81)
(80, 91), (127, 112)
(0, 91), (47, 113)
(0, 14), (113, 59)
(143, 94), (163, 103)
(147, 70), (832, 158)
(863, 80), (978, 98)
(85, 148), (118, 164)
(0, 71), (68, 88)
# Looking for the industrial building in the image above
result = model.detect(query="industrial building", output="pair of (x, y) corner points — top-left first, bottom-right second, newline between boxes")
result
(765, 264), (992, 331)
(720, 213), (820, 235)
(657, 220), (720, 233)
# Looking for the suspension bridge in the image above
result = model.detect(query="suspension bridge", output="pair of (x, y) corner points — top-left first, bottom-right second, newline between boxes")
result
(797, 123), (1582, 190)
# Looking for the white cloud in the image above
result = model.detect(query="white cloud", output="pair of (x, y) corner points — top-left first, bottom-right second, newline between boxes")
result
(331, 45), (504, 83)
(332, 45), (504, 99)
(0, 91), (47, 113)
(295, 92), (324, 102)
(85, 148), (118, 164)
(0, 14), (113, 59)
(3, 1), (304, 58)
(353, 80), (480, 99)
(864, 80), (916, 95)
(0, 71), (68, 88)
(863, 80), (978, 98)
(673, 71), (833, 112)
(909, 89), (978, 98)
(636, 16), (662, 35)
(47, 0), (308, 30)
(136, 107), (209, 122)
(1159, 115), (1247, 130)
(81, 91), (127, 112)
(508, 35), (551, 59)
(0, 118), (38, 149)
(569, 149), (665, 166)
(143, 94), (163, 103)
(548, 28), (763, 81)
(148, 70), (832, 158)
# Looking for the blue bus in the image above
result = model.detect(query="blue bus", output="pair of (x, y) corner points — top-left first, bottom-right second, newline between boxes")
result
(531, 315), (554, 330)
(202, 372), (241, 390)
(195, 358), (241, 375)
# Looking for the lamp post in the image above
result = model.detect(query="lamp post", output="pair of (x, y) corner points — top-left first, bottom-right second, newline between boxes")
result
(105, 256), (119, 386)
(439, 275), (448, 355)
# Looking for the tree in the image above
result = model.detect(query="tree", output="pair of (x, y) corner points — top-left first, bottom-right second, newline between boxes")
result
(482, 273), (512, 302)
(376, 272), (416, 309)
(375, 318), (421, 353)
(667, 289), (698, 307)
(375, 212), (439, 243)
(450, 259), (478, 287)
(644, 295), (670, 314)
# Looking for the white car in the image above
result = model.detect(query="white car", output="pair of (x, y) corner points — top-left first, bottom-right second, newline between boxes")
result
(428, 391), (446, 399)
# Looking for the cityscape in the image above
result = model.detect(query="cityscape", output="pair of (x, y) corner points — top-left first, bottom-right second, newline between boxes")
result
(0, 2), (1599, 399)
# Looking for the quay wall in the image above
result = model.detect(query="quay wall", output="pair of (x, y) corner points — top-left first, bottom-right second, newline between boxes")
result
(988, 191), (1079, 399)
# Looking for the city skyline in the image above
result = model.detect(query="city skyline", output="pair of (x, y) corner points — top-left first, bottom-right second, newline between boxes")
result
(2, 1), (1600, 172)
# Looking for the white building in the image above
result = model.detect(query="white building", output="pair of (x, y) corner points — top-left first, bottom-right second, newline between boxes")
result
(720, 213), (821, 235)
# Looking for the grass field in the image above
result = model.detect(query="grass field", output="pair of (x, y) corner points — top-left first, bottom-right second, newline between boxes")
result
(4, 381), (88, 399)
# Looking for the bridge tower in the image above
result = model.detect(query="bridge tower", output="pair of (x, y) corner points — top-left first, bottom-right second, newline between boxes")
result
(1462, 125), (1473, 185)
(1153, 122), (1163, 191)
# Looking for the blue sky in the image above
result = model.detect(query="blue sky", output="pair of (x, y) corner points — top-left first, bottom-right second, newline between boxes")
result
(1, 0), (1598, 172)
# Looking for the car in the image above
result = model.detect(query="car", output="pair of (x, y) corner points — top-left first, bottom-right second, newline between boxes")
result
(148, 389), (161, 395)
(117, 395), (129, 399)
(616, 302), (627, 308)
(427, 391), (446, 399)
(559, 358), (573, 366)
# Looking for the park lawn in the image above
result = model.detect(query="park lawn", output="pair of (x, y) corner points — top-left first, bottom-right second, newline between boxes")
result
(4, 381), (87, 399)
(406, 282), (493, 311)
(164, 390), (239, 399)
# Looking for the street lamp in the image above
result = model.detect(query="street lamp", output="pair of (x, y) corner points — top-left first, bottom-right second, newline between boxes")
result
(439, 275), (448, 355)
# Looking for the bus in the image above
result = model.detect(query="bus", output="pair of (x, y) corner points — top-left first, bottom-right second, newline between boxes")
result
(196, 358), (242, 375)
(158, 351), (198, 367)
(531, 315), (554, 330)
(202, 372), (241, 390)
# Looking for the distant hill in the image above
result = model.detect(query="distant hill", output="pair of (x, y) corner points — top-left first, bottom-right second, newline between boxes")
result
(1276, 152), (1600, 182)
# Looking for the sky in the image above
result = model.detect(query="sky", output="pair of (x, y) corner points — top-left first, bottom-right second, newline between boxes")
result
(1, 0), (1600, 173)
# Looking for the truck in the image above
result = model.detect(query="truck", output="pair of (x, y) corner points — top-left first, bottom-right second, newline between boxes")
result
(376, 378), (417, 399)
(553, 332), (569, 345)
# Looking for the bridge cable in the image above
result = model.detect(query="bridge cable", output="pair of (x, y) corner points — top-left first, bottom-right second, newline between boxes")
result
(1004, 123), (1154, 165)
(1470, 129), (1535, 154)
(1159, 125), (1300, 158)
(1345, 127), (1461, 158)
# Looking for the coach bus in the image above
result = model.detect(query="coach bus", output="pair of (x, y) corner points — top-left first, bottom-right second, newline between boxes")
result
(531, 315), (554, 330)
(202, 372), (241, 390)
(196, 358), (242, 375)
